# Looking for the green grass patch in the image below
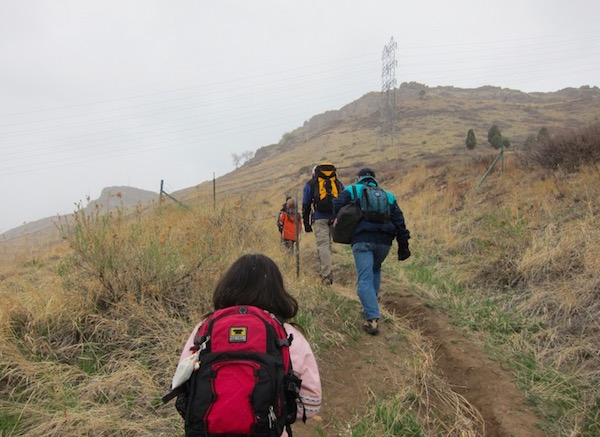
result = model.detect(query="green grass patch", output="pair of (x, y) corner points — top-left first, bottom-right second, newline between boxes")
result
(350, 395), (422, 436)
(581, 396), (600, 436)
(77, 343), (103, 375)
(0, 411), (22, 436)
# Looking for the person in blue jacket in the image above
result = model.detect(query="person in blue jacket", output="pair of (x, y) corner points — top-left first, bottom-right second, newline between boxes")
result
(333, 167), (411, 335)
(302, 163), (344, 285)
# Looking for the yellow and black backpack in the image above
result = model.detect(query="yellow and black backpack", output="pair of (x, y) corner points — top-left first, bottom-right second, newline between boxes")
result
(310, 162), (342, 213)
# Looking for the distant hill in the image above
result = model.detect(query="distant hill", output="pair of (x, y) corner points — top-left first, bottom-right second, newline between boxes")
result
(0, 186), (158, 242)
(174, 82), (600, 206)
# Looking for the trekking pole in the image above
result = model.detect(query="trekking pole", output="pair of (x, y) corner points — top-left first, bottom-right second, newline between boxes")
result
(295, 193), (300, 279)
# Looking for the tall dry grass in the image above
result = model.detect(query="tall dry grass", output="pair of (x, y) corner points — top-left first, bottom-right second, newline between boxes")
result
(0, 198), (278, 435)
(1, 185), (491, 436)
(387, 127), (600, 434)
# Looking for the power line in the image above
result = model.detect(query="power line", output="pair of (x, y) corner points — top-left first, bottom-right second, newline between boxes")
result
(1, 32), (599, 176)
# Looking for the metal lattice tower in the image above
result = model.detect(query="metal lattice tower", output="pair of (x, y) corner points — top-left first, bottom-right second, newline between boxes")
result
(380, 37), (398, 147)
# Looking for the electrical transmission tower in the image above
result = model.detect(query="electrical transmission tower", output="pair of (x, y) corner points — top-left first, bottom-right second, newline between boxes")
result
(380, 37), (398, 147)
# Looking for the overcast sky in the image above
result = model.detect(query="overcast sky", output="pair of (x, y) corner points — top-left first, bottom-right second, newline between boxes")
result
(1, 1), (599, 233)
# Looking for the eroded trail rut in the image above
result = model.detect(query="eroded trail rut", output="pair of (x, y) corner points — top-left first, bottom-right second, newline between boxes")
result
(294, 290), (546, 436)
(382, 295), (546, 437)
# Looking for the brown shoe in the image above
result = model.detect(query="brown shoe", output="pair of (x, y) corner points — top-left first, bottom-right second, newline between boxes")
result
(363, 319), (379, 335)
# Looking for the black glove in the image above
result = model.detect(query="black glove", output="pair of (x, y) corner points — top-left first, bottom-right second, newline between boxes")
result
(304, 219), (313, 233)
(398, 241), (411, 261)
(302, 207), (312, 233)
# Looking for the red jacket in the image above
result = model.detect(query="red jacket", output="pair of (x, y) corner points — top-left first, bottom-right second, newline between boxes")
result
(279, 209), (301, 241)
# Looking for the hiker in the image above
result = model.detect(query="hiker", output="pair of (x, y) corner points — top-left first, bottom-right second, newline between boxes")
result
(277, 195), (293, 234)
(171, 254), (322, 436)
(302, 162), (344, 284)
(278, 197), (301, 251)
(333, 167), (411, 335)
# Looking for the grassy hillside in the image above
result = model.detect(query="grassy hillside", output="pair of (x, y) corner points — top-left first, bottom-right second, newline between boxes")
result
(1, 84), (600, 436)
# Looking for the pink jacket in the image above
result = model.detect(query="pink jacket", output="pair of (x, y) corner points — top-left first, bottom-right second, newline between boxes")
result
(178, 320), (322, 424)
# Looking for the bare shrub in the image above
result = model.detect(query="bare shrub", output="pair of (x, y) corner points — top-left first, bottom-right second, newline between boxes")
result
(527, 122), (600, 171)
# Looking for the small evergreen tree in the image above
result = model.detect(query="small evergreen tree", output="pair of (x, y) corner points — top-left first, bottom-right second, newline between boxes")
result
(490, 135), (504, 150)
(488, 125), (502, 144)
(466, 129), (477, 150)
(487, 125), (510, 150)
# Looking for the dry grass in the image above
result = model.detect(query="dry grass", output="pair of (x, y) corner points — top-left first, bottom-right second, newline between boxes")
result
(526, 122), (600, 171)
(389, 147), (600, 434)
(0, 188), (489, 436)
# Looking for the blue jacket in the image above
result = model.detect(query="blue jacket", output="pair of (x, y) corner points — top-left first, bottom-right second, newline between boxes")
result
(333, 176), (410, 246)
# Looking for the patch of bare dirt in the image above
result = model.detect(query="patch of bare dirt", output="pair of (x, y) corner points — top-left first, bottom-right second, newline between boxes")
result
(293, 291), (546, 437)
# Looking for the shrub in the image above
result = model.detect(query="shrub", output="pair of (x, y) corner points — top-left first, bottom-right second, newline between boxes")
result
(466, 129), (476, 150)
(57, 203), (206, 313)
(526, 122), (600, 171)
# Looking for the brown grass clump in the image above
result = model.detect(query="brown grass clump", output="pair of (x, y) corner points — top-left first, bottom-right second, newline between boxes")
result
(388, 142), (600, 434)
(526, 122), (600, 171)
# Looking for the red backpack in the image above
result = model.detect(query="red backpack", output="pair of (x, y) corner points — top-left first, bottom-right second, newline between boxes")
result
(164, 305), (303, 437)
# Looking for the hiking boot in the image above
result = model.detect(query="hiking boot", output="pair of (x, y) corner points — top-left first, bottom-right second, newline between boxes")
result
(321, 274), (333, 285)
(363, 319), (379, 335)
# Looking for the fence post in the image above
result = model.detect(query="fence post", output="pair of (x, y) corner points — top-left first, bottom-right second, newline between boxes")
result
(476, 149), (504, 190)
(159, 179), (164, 210)
(213, 173), (216, 210)
(159, 180), (189, 210)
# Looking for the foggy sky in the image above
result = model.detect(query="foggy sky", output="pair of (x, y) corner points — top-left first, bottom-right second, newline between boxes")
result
(1, 0), (599, 233)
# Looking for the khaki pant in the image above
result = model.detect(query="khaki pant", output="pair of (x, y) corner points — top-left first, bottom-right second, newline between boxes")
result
(313, 218), (333, 279)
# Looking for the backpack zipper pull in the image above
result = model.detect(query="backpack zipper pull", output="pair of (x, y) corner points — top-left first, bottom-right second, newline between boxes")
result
(268, 405), (277, 429)
(198, 335), (210, 352)
(193, 335), (210, 371)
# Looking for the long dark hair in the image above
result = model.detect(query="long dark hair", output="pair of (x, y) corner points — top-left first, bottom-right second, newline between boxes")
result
(212, 254), (298, 321)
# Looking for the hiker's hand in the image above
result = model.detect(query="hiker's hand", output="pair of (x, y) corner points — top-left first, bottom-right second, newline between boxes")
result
(398, 242), (411, 261)
(304, 220), (313, 233)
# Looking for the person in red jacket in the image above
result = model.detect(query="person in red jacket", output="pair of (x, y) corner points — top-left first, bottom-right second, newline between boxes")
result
(278, 197), (302, 252)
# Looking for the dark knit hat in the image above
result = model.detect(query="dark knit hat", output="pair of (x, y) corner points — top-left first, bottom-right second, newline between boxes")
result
(357, 167), (376, 178)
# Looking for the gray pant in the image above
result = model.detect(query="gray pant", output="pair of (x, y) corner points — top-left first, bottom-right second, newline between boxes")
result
(314, 218), (333, 279)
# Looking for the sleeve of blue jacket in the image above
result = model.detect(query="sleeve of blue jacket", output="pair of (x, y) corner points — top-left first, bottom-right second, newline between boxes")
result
(302, 182), (312, 224)
(390, 198), (410, 244)
(332, 186), (352, 214)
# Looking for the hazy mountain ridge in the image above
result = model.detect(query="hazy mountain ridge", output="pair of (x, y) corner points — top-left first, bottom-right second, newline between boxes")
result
(247, 83), (599, 169)
(1, 186), (158, 241)
(3, 83), (599, 240)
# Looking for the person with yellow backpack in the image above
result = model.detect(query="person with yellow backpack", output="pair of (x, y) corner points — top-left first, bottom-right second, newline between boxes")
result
(302, 162), (344, 285)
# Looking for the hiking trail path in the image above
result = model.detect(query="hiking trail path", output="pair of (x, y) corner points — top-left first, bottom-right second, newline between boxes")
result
(294, 287), (546, 437)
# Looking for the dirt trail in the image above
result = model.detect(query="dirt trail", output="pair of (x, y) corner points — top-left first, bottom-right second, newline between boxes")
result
(383, 295), (546, 437)
(294, 291), (546, 437)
